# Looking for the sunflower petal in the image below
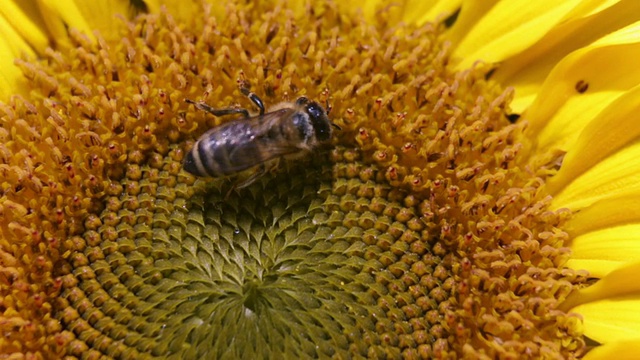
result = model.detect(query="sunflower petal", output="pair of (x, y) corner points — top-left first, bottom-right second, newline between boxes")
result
(566, 194), (640, 235)
(451, 1), (583, 69)
(143, 0), (227, 24)
(544, 85), (640, 195)
(584, 340), (640, 360)
(408, 0), (462, 25)
(496, 1), (640, 112)
(36, 0), (133, 44)
(550, 138), (640, 211)
(562, 262), (640, 310)
(143, 0), (162, 13)
(568, 225), (640, 277)
(0, 43), (18, 100)
(561, 265), (640, 343)
(36, 0), (90, 43)
(1, 1), (49, 53)
(0, 14), (33, 99)
(526, 23), (640, 160)
(70, 0), (133, 35)
(564, 194), (640, 275)
(445, 0), (499, 46)
(573, 297), (640, 343)
(565, 259), (622, 280)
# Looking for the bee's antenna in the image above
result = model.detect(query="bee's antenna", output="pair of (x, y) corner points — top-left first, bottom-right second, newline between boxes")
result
(324, 97), (339, 130)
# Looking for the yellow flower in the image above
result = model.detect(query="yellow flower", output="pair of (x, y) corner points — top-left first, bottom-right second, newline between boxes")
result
(1, 0), (640, 358)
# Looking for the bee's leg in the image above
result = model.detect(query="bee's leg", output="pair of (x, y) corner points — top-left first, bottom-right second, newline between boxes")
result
(185, 99), (250, 118)
(240, 88), (265, 116)
(224, 185), (236, 201)
(224, 163), (268, 200)
(237, 163), (268, 190)
(266, 158), (281, 175)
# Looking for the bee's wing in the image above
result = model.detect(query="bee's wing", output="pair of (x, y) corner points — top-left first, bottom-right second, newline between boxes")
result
(227, 108), (301, 165)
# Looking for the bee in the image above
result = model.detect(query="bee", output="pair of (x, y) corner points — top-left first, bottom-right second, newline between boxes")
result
(183, 89), (334, 190)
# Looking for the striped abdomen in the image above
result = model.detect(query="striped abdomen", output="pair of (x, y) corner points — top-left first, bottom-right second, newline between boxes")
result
(183, 120), (273, 177)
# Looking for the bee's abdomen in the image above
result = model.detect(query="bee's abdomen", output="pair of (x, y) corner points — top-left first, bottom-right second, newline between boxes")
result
(182, 149), (202, 176)
(184, 136), (233, 177)
(183, 144), (219, 178)
(184, 122), (261, 177)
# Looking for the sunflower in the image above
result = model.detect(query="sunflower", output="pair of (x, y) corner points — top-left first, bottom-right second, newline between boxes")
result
(1, 0), (639, 358)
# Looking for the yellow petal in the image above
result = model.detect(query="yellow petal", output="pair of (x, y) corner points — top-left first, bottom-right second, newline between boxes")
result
(568, 225), (640, 277)
(584, 340), (640, 360)
(550, 138), (640, 211)
(545, 86), (640, 197)
(143, 0), (164, 14)
(0, 44), (18, 100)
(36, 0), (90, 43)
(69, 1), (133, 35)
(565, 259), (622, 279)
(1, 1), (49, 53)
(0, 14), (33, 99)
(574, 297), (640, 343)
(451, 0), (583, 70)
(446, 0), (499, 46)
(496, 0), (640, 112)
(562, 265), (640, 343)
(565, 194), (640, 235)
(526, 22), (640, 159)
(562, 262), (640, 310)
(565, 194), (640, 276)
(408, 0), (462, 25)
(144, 0), (245, 25)
(36, 0), (134, 44)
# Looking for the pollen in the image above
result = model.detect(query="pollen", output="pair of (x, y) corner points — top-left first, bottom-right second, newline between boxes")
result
(0, 1), (586, 358)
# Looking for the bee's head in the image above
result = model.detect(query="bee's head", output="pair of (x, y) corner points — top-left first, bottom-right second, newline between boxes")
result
(297, 97), (332, 143)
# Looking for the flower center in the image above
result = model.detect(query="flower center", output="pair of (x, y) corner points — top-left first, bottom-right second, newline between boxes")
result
(0, 1), (586, 358)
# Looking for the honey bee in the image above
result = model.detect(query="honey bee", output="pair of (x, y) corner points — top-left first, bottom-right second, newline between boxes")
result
(183, 89), (334, 189)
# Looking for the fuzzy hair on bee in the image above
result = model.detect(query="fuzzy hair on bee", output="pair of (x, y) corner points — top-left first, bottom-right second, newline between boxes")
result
(183, 90), (334, 189)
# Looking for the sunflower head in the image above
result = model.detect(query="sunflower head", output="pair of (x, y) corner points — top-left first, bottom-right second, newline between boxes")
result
(0, 1), (587, 358)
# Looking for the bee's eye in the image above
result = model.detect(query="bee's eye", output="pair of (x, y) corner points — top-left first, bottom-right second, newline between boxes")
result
(306, 103), (331, 142)
(306, 104), (323, 119)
